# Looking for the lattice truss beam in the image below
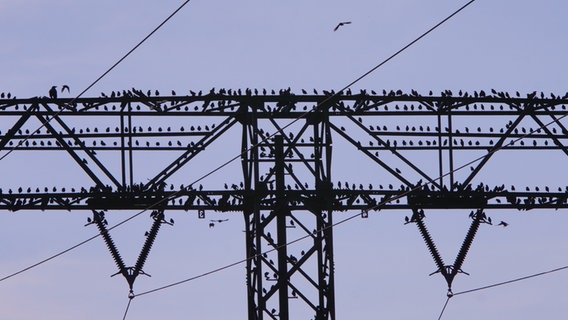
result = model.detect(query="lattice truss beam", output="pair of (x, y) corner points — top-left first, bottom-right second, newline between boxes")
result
(0, 90), (567, 211)
(2, 89), (568, 319)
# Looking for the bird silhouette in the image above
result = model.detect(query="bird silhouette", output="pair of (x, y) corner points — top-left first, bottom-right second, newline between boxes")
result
(49, 86), (57, 99)
(498, 221), (508, 227)
(333, 21), (351, 31)
(61, 85), (70, 93)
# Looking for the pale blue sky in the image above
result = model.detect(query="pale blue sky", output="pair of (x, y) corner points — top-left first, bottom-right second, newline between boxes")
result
(1, 1), (568, 319)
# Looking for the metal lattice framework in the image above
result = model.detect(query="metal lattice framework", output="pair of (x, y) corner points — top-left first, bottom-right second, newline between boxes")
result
(2, 89), (568, 319)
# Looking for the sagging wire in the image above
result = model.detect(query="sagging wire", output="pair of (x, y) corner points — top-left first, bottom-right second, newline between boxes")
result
(436, 264), (568, 320)
(122, 296), (134, 320)
(437, 296), (451, 320)
(453, 264), (568, 297)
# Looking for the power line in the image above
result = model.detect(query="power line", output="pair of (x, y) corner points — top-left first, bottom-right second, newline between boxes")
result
(0, 0), (194, 163)
(437, 297), (451, 320)
(436, 264), (568, 320)
(339, 0), (476, 93)
(0, 232), (100, 283)
(453, 264), (568, 297)
(122, 296), (134, 320)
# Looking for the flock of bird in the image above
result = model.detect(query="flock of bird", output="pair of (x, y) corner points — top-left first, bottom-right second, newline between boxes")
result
(3, 87), (568, 118)
(82, 87), (568, 102)
(403, 210), (508, 227)
(1, 119), (562, 154)
(5, 87), (568, 103)
(0, 91), (15, 99)
(0, 181), (565, 198)
(2, 85), (566, 230)
(1, 177), (566, 230)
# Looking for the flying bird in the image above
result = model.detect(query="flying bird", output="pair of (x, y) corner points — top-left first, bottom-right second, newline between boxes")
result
(61, 85), (70, 93)
(498, 221), (509, 227)
(333, 21), (351, 31)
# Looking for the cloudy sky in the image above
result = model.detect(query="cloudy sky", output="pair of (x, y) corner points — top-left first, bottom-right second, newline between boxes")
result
(1, 0), (568, 319)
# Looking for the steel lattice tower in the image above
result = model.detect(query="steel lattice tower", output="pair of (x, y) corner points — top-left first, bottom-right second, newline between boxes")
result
(1, 89), (568, 319)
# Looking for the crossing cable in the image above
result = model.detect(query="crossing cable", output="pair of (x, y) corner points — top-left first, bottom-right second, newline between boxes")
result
(122, 296), (134, 320)
(0, 0), (480, 284)
(436, 264), (568, 320)
(0, 0), (194, 163)
(452, 264), (568, 297)
(437, 296), (451, 320)
(133, 112), (568, 298)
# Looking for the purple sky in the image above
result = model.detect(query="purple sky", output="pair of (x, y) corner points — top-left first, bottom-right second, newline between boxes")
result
(1, 1), (568, 319)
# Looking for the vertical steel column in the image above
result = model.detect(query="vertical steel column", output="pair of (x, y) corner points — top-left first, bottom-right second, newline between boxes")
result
(447, 106), (455, 189)
(127, 103), (134, 187)
(120, 102), (134, 189)
(240, 104), (265, 320)
(274, 135), (289, 320)
(120, 106), (127, 189)
(313, 111), (335, 320)
(437, 112), (444, 189)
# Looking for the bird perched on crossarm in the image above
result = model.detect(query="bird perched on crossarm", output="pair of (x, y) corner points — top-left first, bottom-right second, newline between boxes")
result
(49, 86), (58, 99)
(334, 21), (351, 31)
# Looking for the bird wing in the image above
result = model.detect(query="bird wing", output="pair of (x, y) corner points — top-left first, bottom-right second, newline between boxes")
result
(61, 85), (70, 93)
(333, 23), (341, 31)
